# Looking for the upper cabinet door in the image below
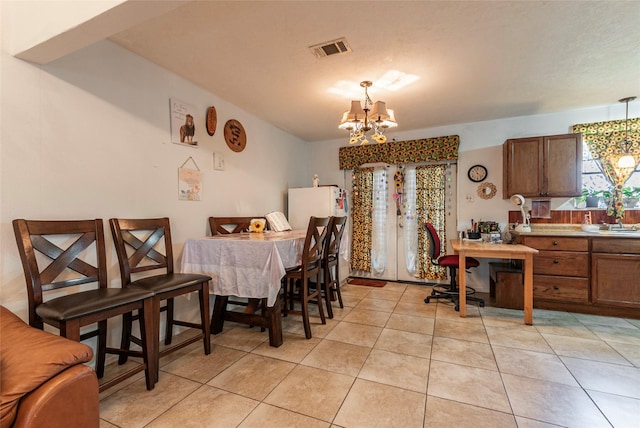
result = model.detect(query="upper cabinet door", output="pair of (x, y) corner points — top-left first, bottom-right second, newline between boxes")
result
(503, 133), (582, 199)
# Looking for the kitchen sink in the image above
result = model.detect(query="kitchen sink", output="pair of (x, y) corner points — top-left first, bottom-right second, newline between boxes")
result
(598, 229), (640, 236)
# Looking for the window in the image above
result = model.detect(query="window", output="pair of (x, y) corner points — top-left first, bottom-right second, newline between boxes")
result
(582, 142), (640, 191)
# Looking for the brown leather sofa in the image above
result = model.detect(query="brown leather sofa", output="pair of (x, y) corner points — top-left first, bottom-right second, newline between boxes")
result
(0, 306), (99, 428)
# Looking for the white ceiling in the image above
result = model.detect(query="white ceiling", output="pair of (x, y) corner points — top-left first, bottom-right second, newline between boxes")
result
(27, 1), (640, 142)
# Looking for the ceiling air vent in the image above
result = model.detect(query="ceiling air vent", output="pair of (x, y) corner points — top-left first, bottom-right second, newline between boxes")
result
(309, 37), (352, 59)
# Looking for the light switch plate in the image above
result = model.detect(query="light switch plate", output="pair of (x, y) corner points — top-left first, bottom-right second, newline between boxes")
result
(213, 152), (225, 171)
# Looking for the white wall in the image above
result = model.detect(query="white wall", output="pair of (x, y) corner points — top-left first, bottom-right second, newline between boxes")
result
(0, 39), (308, 329)
(308, 103), (639, 291)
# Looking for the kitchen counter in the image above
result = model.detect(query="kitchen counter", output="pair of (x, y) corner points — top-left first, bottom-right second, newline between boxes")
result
(512, 224), (640, 238)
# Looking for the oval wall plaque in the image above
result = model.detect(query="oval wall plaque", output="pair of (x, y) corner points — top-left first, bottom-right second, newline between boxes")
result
(206, 106), (217, 136)
(224, 119), (247, 152)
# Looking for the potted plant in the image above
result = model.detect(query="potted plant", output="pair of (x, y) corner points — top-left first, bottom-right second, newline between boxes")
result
(622, 186), (640, 208)
(581, 188), (600, 208)
(595, 189), (613, 208)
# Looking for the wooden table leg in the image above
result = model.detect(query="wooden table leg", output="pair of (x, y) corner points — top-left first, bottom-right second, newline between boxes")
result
(458, 252), (467, 317)
(523, 253), (534, 325)
(211, 295), (228, 334)
(264, 296), (283, 347)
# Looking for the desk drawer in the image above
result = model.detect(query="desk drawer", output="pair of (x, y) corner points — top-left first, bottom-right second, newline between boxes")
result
(533, 275), (589, 302)
(534, 251), (589, 277)
(524, 236), (589, 252)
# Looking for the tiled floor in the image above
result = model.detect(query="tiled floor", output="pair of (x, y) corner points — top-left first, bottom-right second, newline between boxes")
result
(99, 282), (640, 428)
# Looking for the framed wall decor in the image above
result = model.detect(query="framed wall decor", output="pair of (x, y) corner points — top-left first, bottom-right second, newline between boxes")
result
(170, 98), (198, 147)
(224, 119), (247, 152)
(206, 106), (217, 136)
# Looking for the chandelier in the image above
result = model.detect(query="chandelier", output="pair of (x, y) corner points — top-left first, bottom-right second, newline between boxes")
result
(617, 96), (637, 168)
(338, 81), (397, 145)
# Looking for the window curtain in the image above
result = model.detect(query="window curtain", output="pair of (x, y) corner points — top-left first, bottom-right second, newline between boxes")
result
(371, 168), (388, 274)
(416, 165), (447, 280)
(350, 167), (374, 271)
(403, 167), (418, 275)
(573, 118), (639, 218)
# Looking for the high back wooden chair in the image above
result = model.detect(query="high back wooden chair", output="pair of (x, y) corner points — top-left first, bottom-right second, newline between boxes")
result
(321, 216), (347, 318)
(209, 217), (254, 235)
(423, 222), (484, 311)
(282, 216), (330, 338)
(12, 219), (157, 392)
(109, 217), (211, 378)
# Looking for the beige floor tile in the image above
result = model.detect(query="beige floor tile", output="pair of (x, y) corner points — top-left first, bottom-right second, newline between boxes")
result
(480, 307), (530, 328)
(210, 326), (268, 351)
(424, 395), (517, 428)
(251, 332), (320, 363)
(381, 281), (408, 293)
(394, 301), (438, 318)
(98, 360), (146, 400)
(514, 416), (568, 427)
(342, 307), (391, 327)
(385, 312), (435, 335)
(587, 390), (640, 428)
(573, 313), (638, 329)
(485, 325), (553, 353)
(339, 284), (372, 300)
(100, 420), (118, 428)
(300, 339), (371, 376)
(492, 345), (578, 387)
(282, 316), (338, 338)
(325, 304), (352, 320)
(238, 403), (330, 428)
(358, 348), (430, 392)
(366, 288), (403, 302)
(606, 340), (640, 367)
(146, 385), (258, 427)
(561, 356), (640, 399)
(542, 333), (632, 365)
(431, 336), (497, 370)
(586, 323), (640, 346)
(626, 318), (640, 329)
(374, 328), (432, 358)
(435, 302), (482, 321)
(354, 297), (398, 312)
(427, 360), (511, 413)
(264, 365), (354, 422)
(534, 321), (600, 340)
(207, 353), (295, 400)
(501, 373), (612, 427)
(324, 321), (382, 347)
(434, 319), (489, 343)
(100, 372), (200, 428)
(161, 344), (246, 383)
(334, 378), (426, 428)
(399, 285), (431, 304)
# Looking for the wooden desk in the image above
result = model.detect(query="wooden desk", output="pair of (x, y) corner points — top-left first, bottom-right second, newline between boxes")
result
(181, 230), (306, 347)
(451, 240), (539, 325)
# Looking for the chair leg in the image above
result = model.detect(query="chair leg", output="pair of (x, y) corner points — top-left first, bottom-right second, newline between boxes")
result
(314, 274), (326, 325)
(300, 281), (312, 339)
(164, 298), (174, 345)
(199, 286), (211, 355)
(140, 298), (158, 389)
(322, 266), (334, 319)
(119, 311), (133, 364)
(96, 319), (107, 378)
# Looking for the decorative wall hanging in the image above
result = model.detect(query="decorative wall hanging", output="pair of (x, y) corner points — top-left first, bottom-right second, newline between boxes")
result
(338, 135), (459, 169)
(170, 98), (198, 147)
(178, 157), (202, 201)
(477, 182), (497, 199)
(224, 119), (247, 152)
(206, 106), (217, 136)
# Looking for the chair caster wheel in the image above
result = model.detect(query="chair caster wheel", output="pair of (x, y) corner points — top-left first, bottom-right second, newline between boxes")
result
(424, 297), (431, 303)
(454, 305), (460, 312)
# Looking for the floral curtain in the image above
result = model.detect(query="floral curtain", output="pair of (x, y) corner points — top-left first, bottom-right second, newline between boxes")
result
(573, 118), (640, 218)
(339, 135), (459, 169)
(350, 167), (374, 271)
(416, 165), (447, 280)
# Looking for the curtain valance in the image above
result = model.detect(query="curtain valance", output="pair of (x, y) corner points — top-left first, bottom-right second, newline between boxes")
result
(338, 135), (459, 170)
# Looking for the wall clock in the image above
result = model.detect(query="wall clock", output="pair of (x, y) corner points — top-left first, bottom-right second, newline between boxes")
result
(468, 164), (488, 182)
(206, 106), (217, 136)
(224, 119), (246, 152)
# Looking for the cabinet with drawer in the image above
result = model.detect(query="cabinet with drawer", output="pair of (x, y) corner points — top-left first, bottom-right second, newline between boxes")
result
(591, 238), (640, 308)
(522, 236), (590, 303)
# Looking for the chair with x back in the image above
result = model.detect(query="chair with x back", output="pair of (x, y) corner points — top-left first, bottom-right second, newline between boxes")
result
(12, 218), (157, 392)
(209, 217), (254, 235)
(282, 216), (330, 339)
(109, 217), (211, 379)
(423, 222), (483, 311)
(320, 216), (347, 318)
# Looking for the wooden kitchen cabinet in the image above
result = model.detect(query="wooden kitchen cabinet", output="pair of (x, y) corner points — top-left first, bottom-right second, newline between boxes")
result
(591, 238), (640, 308)
(503, 133), (582, 198)
(523, 236), (590, 303)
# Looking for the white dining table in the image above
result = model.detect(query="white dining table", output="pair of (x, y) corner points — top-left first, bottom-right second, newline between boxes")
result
(181, 230), (306, 346)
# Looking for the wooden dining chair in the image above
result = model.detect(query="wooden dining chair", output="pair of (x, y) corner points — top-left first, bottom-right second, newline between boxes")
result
(209, 217), (254, 235)
(109, 217), (211, 378)
(282, 216), (330, 339)
(321, 216), (347, 318)
(12, 219), (157, 392)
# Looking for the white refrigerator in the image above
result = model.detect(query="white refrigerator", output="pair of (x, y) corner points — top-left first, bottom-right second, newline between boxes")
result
(287, 186), (349, 282)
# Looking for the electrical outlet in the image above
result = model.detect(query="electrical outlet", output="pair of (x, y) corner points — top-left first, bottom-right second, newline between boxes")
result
(213, 152), (225, 171)
(465, 194), (474, 202)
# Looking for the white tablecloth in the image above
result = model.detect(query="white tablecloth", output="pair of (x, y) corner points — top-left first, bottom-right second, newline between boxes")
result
(181, 230), (306, 307)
